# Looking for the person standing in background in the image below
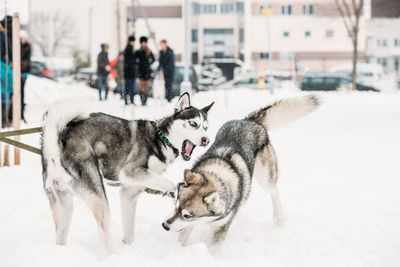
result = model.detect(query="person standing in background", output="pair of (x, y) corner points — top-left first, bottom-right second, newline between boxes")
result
(0, 16), (12, 64)
(123, 36), (136, 105)
(20, 30), (31, 122)
(158, 39), (175, 102)
(97, 43), (111, 101)
(115, 52), (124, 100)
(136, 36), (154, 106)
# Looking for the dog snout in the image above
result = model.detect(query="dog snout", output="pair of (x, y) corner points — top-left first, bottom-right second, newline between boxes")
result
(162, 222), (170, 231)
(201, 137), (210, 146)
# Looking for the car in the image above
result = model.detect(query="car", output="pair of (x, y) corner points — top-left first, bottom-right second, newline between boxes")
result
(30, 61), (55, 80)
(300, 74), (380, 92)
(74, 67), (97, 88)
(151, 62), (198, 97)
(171, 65), (198, 96)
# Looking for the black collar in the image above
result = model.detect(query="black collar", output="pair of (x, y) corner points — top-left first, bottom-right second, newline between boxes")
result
(151, 121), (179, 158)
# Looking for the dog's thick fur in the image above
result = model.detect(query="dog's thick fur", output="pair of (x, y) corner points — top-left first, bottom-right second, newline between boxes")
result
(41, 93), (214, 246)
(163, 95), (319, 251)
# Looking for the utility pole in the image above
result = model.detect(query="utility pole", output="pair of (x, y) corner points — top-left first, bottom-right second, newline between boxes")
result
(265, 0), (274, 94)
(180, 0), (192, 95)
(116, 0), (121, 52)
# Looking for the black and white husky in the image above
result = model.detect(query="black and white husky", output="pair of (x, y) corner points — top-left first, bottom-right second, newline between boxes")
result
(163, 95), (319, 251)
(41, 93), (214, 246)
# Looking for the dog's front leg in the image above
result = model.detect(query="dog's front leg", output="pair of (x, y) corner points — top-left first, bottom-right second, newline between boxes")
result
(178, 227), (193, 246)
(207, 222), (231, 255)
(120, 167), (175, 195)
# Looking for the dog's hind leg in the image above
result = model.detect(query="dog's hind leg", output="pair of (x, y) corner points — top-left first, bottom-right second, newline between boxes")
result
(77, 187), (111, 249)
(68, 158), (112, 249)
(254, 144), (285, 226)
(120, 186), (143, 244)
(45, 188), (74, 245)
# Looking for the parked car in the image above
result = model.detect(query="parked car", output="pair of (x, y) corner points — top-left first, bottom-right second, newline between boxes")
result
(151, 62), (198, 97)
(74, 67), (97, 88)
(300, 74), (380, 92)
(30, 61), (55, 80)
(172, 65), (198, 96)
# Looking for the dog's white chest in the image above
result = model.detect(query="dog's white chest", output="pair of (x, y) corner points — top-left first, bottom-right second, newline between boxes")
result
(148, 155), (167, 174)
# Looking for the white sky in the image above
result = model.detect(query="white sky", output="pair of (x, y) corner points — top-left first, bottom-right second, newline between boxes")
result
(0, 0), (29, 24)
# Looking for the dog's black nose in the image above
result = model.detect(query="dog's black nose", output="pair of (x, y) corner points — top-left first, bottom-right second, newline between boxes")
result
(162, 222), (170, 231)
(201, 137), (209, 146)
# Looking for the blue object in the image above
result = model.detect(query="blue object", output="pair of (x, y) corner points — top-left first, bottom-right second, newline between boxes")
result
(0, 61), (13, 104)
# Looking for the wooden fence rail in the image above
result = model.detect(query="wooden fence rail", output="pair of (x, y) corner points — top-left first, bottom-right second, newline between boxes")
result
(0, 127), (42, 155)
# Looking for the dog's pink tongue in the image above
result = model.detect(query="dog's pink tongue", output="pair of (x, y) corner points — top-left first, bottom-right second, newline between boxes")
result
(185, 141), (194, 156)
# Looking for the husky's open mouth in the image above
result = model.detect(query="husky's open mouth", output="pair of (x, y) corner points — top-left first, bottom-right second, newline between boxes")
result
(181, 140), (196, 161)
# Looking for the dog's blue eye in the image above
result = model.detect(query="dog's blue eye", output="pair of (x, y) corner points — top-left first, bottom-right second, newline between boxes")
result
(189, 121), (198, 128)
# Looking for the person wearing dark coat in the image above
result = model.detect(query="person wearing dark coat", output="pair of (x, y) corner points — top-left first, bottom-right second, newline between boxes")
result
(136, 36), (154, 106)
(97, 43), (110, 101)
(20, 31), (31, 122)
(0, 16), (13, 64)
(123, 35), (136, 105)
(158, 39), (175, 102)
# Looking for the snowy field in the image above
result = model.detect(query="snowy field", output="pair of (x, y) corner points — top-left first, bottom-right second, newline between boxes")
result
(0, 76), (399, 266)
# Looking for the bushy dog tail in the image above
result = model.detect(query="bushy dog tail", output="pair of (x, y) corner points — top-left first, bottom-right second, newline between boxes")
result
(41, 101), (91, 190)
(246, 95), (319, 130)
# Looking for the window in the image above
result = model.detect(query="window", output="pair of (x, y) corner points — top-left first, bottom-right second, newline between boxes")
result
(377, 39), (388, 47)
(236, 2), (244, 14)
(377, 57), (387, 68)
(221, 3), (234, 14)
(260, 5), (271, 15)
(214, 40), (224, 45)
(193, 3), (201, 15)
(239, 28), (244, 44)
(395, 39), (400, 47)
(191, 29), (198, 43)
(326, 78), (338, 84)
(311, 77), (324, 84)
(394, 58), (399, 71)
(283, 31), (290, 38)
(305, 31), (311, 37)
(326, 30), (334, 38)
(303, 5), (314, 15)
(281, 5), (292, 15)
(340, 78), (350, 85)
(202, 4), (216, 14)
(204, 29), (233, 34)
(259, 52), (269, 59)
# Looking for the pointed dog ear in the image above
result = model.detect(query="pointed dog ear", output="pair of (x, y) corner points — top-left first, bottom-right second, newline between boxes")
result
(184, 169), (203, 185)
(174, 92), (191, 113)
(201, 102), (214, 114)
(204, 192), (220, 206)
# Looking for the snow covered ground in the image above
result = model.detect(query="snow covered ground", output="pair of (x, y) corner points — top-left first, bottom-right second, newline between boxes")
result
(0, 76), (399, 266)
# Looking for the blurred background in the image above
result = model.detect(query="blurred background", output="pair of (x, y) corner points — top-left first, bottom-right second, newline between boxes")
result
(1, 0), (399, 97)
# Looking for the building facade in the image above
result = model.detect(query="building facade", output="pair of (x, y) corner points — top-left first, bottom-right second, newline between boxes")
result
(129, 0), (365, 72)
(364, 0), (400, 75)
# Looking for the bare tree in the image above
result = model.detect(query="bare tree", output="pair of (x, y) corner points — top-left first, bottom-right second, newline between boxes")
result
(30, 12), (76, 57)
(334, 0), (364, 91)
